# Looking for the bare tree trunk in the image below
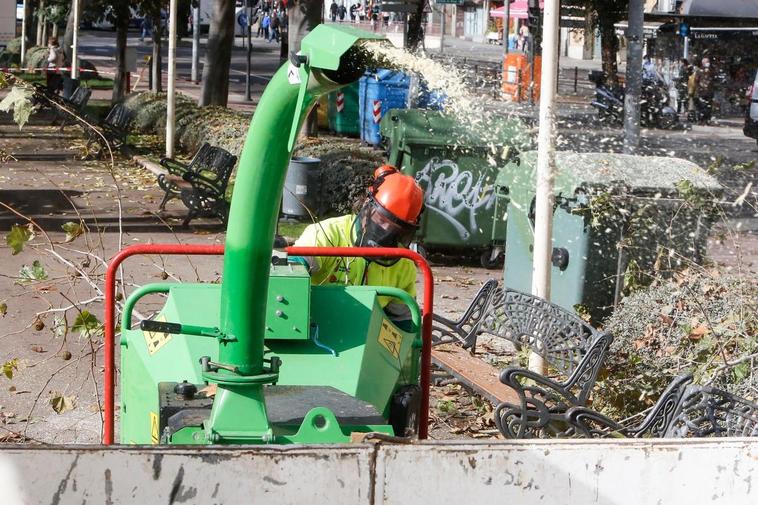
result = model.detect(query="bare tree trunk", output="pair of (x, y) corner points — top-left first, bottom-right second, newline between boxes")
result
(112, 3), (130, 103)
(152, 17), (163, 93)
(599, 19), (619, 88)
(582, 10), (594, 60)
(178, 0), (191, 39)
(42, 17), (48, 46)
(25, 0), (36, 51)
(63, 0), (89, 63)
(37, 0), (46, 46)
(200, 0), (236, 106)
(406, 2), (425, 52)
(288, 0), (322, 135)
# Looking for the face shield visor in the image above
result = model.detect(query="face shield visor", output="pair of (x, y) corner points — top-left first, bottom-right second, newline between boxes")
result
(355, 196), (419, 266)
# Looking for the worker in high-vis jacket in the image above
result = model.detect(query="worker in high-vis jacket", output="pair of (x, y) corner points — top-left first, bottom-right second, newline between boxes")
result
(293, 165), (424, 326)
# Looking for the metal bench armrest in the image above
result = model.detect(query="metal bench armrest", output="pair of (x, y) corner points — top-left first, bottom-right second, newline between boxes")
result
(160, 157), (192, 177)
(565, 406), (627, 438)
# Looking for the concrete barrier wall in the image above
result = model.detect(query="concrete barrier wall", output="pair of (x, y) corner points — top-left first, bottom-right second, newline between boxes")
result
(1, 439), (757, 504)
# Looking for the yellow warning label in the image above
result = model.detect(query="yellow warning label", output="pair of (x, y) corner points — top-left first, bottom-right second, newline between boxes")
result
(150, 411), (159, 444)
(378, 319), (402, 359)
(143, 314), (172, 355)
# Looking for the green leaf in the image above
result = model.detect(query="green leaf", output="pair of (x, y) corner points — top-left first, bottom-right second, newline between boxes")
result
(49, 392), (75, 414)
(72, 310), (102, 339)
(732, 362), (750, 382)
(17, 260), (48, 283)
(52, 316), (67, 338)
(61, 221), (84, 243)
(2, 358), (18, 380)
(0, 302), (6, 316)
(6, 224), (32, 255)
(0, 85), (37, 129)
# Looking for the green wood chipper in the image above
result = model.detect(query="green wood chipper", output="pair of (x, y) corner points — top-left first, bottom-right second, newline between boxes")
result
(102, 25), (434, 445)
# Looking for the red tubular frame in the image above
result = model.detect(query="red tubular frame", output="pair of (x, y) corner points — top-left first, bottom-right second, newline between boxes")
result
(103, 244), (433, 444)
(104, 244), (224, 445)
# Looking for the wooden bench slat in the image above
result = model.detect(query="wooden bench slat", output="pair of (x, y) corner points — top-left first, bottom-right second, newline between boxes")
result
(432, 346), (520, 406)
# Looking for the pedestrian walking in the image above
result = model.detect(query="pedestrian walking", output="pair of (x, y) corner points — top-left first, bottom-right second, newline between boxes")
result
(261, 12), (271, 41)
(270, 11), (281, 42)
(330, 0), (338, 22)
(349, 3), (358, 23)
(140, 17), (152, 41)
(338, 3), (347, 22)
(675, 58), (692, 114)
(370, 2), (379, 31)
(518, 24), (530, 52)
(695, 57), (715, 124)
(45, 36), (65, 95)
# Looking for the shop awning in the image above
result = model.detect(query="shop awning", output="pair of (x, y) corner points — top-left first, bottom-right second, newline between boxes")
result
(489, 1), (544, 19)
(681, 0), (758, 18)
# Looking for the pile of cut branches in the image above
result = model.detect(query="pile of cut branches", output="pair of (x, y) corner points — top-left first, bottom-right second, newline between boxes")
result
(597, 269), (758, 420)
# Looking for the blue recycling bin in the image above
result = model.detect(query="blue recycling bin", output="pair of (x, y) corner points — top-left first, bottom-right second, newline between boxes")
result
(359, 69), (410, 146)
(416, 80), (447, 111)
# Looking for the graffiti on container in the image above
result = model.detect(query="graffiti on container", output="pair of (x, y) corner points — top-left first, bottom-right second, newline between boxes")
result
(415, 159), (496, 240)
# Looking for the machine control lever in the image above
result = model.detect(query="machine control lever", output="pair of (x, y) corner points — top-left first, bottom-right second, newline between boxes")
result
(140, 320), (182, 334)
(199, 356), (240, 374)
(140, 320), (235, 342)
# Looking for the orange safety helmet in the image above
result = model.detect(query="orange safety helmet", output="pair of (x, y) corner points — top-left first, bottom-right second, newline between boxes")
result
(355, 165), (425, 263)
(369, 165), (424, 225)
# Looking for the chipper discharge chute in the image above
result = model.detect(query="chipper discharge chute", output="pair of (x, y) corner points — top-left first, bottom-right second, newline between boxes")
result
(104, 25), (433, 445)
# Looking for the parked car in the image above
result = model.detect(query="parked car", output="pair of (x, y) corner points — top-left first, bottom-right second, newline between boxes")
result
(744, 69), (758, 145)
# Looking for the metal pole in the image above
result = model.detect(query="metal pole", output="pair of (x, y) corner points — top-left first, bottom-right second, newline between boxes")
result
(245, 0), (252, 101)
(482, 0), (489, 39)
(683, 35), (689, 59)
(402, 13), (408, 49)
(20, 0), (27, 65)
(440, 4), (445, 54)
(191, 5), (200, 83)
(623, 0), (644, 154)
(502, 0), (510, 56)
(71, 0), (80, 79)
(166, 0), (178, 159)
(530, 0), (559, 375)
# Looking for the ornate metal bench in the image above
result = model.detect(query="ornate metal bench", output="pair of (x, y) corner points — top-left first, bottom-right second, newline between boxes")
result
(55, 86), (92, 129)
(432, 279), (499, 349)
(567, 375), (758, 439)
(86, 102), (133, 157)
(155, 143), (237, 226)
(432, 281), (613, 439)
(665, 384), (758, 438)
(31, 83), (91, 129)
(566, 374), (694, 438)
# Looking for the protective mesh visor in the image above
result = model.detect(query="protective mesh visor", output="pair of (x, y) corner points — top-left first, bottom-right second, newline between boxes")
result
(356, 198), (418, 265)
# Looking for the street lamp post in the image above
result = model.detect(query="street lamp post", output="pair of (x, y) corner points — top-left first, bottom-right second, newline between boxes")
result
(623, 0), (644, 154)
(166, 0), (178, 159)
(440, 4), (445, 54)
(71, 0), (80, 80)
(502, 0), (510, 57)
(21, 0), (28, 65)
(246, 0), (252, 101)
(530, 0), (559, 375)
(191, 5), (201, 84)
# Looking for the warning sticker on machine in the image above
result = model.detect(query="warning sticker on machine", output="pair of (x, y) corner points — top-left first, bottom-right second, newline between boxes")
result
(378, 320), (402, 359)
(143, 314), (172, 355)
(150, 412), (159, 444)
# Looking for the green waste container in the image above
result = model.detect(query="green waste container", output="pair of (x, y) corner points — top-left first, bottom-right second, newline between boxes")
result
(328, 82), (360, 136)
(380, 109), (531, 268)
(500, 151), (722, 320)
